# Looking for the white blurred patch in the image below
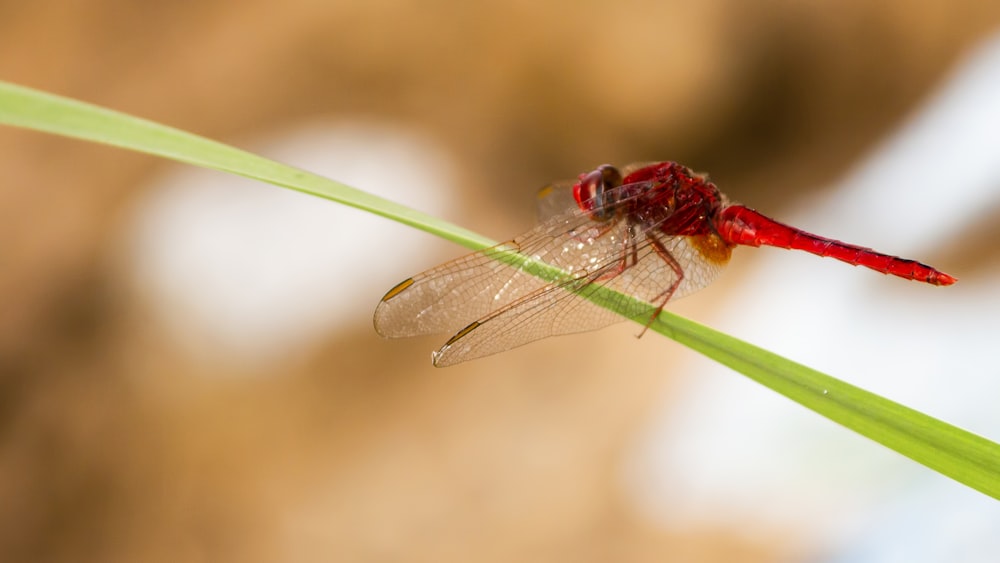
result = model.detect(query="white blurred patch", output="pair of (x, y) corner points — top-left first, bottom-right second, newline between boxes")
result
(123, 121), (458, 369)
(624, 32), (1000, 559)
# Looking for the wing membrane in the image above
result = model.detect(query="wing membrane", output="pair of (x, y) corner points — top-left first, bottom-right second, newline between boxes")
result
(374, 180), (728, 365)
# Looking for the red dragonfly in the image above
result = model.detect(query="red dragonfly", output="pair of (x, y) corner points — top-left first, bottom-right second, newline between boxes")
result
(374, 162), (956, 366)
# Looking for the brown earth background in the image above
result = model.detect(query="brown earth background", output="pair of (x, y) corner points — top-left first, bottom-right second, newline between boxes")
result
(1, 1), (998, 562)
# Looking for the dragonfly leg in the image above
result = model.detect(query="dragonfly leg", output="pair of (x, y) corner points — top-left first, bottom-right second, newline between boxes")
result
(638, 231), (684, 337)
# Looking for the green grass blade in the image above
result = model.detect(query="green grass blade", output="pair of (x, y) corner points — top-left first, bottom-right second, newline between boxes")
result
(651, 314), (1000, 498)
(0, 80), (492, 250)
(1, 79), (997, 498)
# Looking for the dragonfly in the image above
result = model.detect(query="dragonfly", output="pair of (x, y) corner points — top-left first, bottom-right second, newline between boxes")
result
(374, 162), (956, 367)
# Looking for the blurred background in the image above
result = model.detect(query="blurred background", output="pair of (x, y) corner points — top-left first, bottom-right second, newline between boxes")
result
(1, 1), (999, 561)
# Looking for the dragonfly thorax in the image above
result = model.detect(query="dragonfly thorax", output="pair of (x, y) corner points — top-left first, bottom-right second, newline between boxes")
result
(621, 162), (726, 237)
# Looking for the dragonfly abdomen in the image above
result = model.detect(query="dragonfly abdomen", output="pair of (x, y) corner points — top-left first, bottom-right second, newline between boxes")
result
(715, 205), (957, 286)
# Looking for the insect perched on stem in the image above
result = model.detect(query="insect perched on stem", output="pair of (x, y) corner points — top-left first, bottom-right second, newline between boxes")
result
(374, 162), (956, 366)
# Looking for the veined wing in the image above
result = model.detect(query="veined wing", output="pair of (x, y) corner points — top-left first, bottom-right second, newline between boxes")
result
(375, 184), (729, 366)
(374, 204), (629, 340)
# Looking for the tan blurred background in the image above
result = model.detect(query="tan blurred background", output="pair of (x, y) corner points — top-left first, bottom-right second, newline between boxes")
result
(1, 1), (998, 562)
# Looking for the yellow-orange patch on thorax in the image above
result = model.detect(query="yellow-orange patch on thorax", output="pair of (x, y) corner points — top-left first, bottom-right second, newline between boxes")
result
(688, 233), (734, 265)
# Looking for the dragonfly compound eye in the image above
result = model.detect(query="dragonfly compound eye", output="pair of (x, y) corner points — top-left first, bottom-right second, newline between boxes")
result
(573, 164), (622, 221)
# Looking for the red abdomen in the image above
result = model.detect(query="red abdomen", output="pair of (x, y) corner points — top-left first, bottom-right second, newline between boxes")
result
(715, 205), (957, 286)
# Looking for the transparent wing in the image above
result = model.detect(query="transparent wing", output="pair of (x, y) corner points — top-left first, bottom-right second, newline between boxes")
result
(374, 205), (630, 340)
(535, 180), (577, 222)
(374, 181), (729, 366)
(428, 232), (727, 367)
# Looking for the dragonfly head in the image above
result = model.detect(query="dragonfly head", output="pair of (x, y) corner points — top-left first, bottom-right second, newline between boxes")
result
(573, 164), (622, 221)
